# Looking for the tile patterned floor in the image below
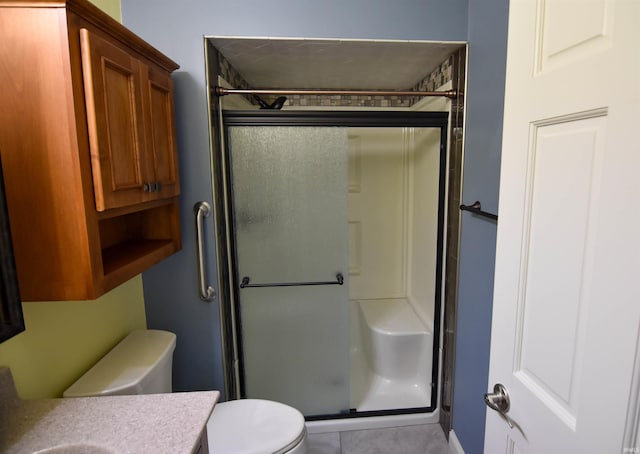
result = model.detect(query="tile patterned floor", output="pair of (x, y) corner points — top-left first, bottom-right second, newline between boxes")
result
(307, 424), (453, 454)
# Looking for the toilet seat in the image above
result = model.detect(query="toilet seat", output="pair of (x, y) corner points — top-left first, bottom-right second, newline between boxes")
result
(207, 399), (307, 454)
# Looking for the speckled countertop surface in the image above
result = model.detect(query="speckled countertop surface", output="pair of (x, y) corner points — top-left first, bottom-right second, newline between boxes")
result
(0, 368), (219, 454)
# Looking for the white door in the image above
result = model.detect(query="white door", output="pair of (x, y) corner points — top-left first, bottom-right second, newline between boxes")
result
(485, 0), (640, 453)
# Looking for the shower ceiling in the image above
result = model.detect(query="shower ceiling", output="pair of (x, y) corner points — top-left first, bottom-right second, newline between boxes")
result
(207, 37), (464, 91)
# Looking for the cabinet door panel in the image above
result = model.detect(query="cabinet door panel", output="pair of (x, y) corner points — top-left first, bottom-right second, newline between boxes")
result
(144, 65), (180, 199)
(80, 27), (149, 211)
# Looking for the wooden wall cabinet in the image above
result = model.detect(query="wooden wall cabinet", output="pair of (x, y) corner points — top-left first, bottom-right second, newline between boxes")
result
(0, 0), (182, 301)
(80, 27), (180, 211)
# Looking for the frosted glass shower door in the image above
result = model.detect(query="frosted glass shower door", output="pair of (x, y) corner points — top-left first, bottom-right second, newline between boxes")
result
(228, 126), (350, 417)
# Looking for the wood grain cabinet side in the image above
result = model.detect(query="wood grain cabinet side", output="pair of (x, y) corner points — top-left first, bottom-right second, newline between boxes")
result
(0, 0), (182, 301)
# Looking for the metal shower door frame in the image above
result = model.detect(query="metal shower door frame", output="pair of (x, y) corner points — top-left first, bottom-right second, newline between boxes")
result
(215, 110), (449, 420)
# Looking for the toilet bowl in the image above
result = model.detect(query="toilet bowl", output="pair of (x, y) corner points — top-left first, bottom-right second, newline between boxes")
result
(63, 329), (308, 454)
(207, 399), (307, 454)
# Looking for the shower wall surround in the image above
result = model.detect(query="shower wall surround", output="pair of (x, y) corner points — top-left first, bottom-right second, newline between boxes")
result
(215, 46), (455, 108)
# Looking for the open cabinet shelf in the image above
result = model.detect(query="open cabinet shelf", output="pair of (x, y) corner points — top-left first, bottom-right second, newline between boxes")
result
(100, 201), (181, 278)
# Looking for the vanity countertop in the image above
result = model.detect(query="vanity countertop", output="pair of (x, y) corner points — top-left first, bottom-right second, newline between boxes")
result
(0, 368), (219, 454)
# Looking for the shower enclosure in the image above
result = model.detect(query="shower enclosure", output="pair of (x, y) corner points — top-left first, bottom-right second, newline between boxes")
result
(219, 111), (447, 420)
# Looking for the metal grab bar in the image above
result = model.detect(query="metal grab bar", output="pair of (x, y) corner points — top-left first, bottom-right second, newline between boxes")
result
(240, 273), (344, 289)
(194, 201), (216, 301)
(460, 201), (498, 221)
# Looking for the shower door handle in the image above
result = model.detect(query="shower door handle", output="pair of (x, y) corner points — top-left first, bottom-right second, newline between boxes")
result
(194, 201), (216, 302)
(239, 273), (344, 289)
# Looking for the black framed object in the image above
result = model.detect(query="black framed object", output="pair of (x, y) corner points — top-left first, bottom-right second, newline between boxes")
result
(0, 153), (24, 343)
(220, 110), (447, 418)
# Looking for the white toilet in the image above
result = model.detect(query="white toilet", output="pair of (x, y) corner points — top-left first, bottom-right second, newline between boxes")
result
(63, 329), (308, 454)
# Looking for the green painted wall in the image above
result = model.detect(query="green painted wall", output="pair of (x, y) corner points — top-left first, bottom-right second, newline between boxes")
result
(0, 277), (146, 398)
(0, 0), (148, 400)
(89, 0), (121, 21)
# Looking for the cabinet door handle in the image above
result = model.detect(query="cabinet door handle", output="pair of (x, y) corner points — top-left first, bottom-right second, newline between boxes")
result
(143, 182), (162, 192)
(194, 201), (216, 302)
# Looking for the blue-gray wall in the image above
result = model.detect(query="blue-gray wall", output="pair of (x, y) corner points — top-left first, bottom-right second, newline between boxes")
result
(120, 1), (507, 452)
(452, 0), (509, 452)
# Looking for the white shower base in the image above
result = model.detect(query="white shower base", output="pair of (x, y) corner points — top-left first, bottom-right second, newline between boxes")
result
(351, 345), (431, 412)
(349, 299), (433, 413)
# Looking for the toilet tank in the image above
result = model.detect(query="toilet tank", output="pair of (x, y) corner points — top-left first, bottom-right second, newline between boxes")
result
(63, 329), (176, 397)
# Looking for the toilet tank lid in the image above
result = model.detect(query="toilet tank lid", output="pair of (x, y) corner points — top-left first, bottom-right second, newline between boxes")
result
(63, 329), (176, 397)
